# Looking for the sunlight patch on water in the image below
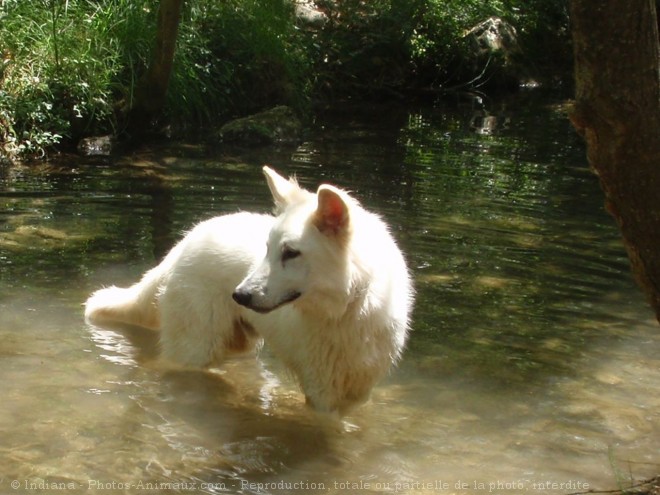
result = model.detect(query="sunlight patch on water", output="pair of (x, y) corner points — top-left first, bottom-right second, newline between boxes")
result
(90, 327), (141, 367)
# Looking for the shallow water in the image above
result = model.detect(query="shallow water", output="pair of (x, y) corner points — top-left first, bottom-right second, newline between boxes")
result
(1, 92), (659, 494)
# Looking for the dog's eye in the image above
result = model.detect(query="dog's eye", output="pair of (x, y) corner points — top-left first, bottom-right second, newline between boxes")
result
(281, 246), (301, 263)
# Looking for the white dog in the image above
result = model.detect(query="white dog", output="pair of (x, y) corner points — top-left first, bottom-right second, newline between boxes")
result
(85, 167), (413, 414)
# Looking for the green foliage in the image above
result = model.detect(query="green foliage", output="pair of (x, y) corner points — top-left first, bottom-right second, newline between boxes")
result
(504, 0), (572, 74)
(0, 0), (570, 159)
(0, 0), (309, 158)
(310, 0), (569, 95)
(310, 0), (422, 97)
(403, 0), (569, 88)
(0, 0), (153, 157)
(171, 0), (310, 125)
(410, 0), (508, 80)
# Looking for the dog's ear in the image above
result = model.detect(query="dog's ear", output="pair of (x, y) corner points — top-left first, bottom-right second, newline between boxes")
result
(263, 166), (298, 208)
(314, 185), (350, 236)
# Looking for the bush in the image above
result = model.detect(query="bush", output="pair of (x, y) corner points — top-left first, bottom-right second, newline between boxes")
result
(408, 0), (570, 89)
(0, 0), (154, 157)
(308, 0), (421, 98)
(0, 0), (309, 158)
(309, 0), (569, 96)
(410, 0), (508, 85)
(171, 0), (310, 125)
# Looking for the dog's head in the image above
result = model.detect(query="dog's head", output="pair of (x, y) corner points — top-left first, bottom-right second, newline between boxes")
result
(232, 167), (354, 316)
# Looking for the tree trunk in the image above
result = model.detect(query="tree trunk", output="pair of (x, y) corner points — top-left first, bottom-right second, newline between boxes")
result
(569, 0), (660, 321)
(128, 0), (184, 133)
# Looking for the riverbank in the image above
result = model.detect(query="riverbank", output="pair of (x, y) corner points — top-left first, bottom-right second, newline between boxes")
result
(0, 0), (571, 162)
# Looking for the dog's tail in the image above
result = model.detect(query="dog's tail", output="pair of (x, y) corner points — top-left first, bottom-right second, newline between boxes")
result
(85, 260), (169, 330)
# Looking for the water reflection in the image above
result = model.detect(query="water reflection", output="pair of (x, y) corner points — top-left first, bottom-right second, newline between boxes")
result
(1, 93), (658, 493)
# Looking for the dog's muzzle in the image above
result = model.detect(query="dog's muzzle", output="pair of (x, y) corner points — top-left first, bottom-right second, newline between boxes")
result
(232, 289), (301, 313)
(232, 289), (253, 307)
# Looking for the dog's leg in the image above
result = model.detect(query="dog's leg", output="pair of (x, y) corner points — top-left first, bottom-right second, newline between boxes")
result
(157, 282), (219, 367)
(158, 283), (260, 368)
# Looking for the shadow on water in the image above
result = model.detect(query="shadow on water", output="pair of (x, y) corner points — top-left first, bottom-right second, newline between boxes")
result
(1, 91), (659, 493)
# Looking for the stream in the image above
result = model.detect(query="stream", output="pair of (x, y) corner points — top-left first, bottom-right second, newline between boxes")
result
(1, 91), (658, 494)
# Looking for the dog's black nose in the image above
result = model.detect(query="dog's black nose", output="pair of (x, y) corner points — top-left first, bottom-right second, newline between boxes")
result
(232, 290), (252, 307)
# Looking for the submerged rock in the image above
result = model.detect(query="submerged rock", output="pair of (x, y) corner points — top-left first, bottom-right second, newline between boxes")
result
(77, 135), (118, 157)
(217, 106), (303, 146)
(0, 225), (87, 250)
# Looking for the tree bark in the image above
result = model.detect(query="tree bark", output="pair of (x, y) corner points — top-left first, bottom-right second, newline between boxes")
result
(128, 0), (184, 133)
(569, 0), (660, 321)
